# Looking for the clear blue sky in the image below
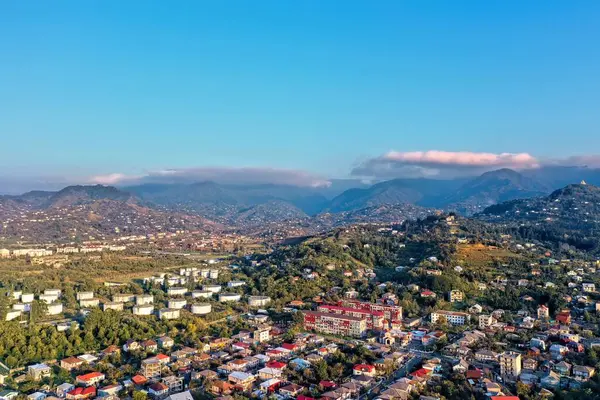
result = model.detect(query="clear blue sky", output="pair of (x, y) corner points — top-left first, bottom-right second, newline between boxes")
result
(1, 1), (600, 184)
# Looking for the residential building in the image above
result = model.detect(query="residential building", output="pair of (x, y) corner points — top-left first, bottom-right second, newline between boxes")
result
(430, 311), (470, 326)
(478, 314), (496, 329)
(340, 299), (403, 321)
(303, 311), (367, 338)
(537, 305), (550, 320)
(317, 304), (384, 330)
(76, 371), (105, 386)
(499, 352), (521, 379)
(447, 290), (464, 303)
(28, 364), (51, 381)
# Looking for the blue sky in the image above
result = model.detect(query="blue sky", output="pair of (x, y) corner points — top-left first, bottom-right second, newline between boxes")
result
(1, 1), (600, 191)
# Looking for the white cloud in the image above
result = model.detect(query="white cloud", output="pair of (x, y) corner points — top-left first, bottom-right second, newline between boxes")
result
(352, 150), (540, 179)
(88, 167), (331, 188)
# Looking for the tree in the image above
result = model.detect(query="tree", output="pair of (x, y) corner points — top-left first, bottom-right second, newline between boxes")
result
(133, 391), (148, 400)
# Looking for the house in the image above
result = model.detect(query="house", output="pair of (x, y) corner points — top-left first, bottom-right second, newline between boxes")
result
(102, 345), (121, 357)
(65, 387), (96, 400)
(522, 358), (538, 371)
(76, 371), (106, 386)
(0, 390), (19, 400)
(97, 384), (122, 398)
(165, 391), (194, 400)
(353, 364), (376, 377)
(549, 344), (569, 360)
(228, 371), (255, 391)
(541, 371), (561, 389)
(279, 383), (304, 397)
(582, 283), (596, 293)
(162, 375), (184, 393)
(56, 383), (75, 398)
(123, 340), (140, 352)
(573, 365), (595, 381)
(131, 375), (148, 386)
(28, 392), (46, 400)
(209, 380), (234, 396)
(553, 361), (571, 376)
(452, 359), (469, 374)
(475, 349), (498, 362)
(351, 374), (374, 387)
(148, 382), (169, 399)
(142, 339), (159, 353)
(158, 336), (175, 349)
(556, 311), (571, 325)
(289, 358), (311, 371)
(28, 363), (51, 381)
(61, 356), (84, 371)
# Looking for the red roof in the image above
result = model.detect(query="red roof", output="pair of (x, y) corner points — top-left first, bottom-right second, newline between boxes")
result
(77, 371), (104, 381)
(233, 342), (250, 348)
(466, 369), (483, 379)
(410, 368), (431, 378)
(318, 304), (384, 317)
(68, 387), (96, 396)
(267, 361), (287, 369)
(353, 364), (375, 372)
(131, 375), (148, 385)
(281, 343), (297, 350)
(319, 380), (337, 388)
(156, 353), (170, 360)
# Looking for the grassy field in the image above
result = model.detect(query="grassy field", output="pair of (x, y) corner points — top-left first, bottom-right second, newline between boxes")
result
(454, 243), (524, 269)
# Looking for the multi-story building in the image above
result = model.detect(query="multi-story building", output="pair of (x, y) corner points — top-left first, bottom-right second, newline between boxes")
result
(499, 351), (522, 378)
(141, 358), (162, 379)
(537, 305), (550, 320)
(248, 296), (271, 308)
(430, 311), (470, 326)
(447, 290), (464, 303)
(317, 304), (384, 330)
(303, 311), (367, 337)
(478, 314), (496, 329)
(253, 325), (271, 343)
(340, 299), (403, 322)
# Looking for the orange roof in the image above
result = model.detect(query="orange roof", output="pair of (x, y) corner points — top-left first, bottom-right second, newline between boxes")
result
(77, 371), (104, 381)
(132, 375), (148, 385)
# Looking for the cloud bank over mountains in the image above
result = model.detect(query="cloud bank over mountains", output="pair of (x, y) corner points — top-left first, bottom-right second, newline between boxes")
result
(3, 150), (600, 194)
(90, 167), (331, 188)
(352, 150), (542, 179)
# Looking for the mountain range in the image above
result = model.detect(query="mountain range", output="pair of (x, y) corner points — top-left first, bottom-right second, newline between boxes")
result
(2, 166), (600, 236)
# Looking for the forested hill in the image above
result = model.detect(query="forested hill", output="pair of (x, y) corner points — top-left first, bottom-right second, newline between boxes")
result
(477, 183), (600, 255)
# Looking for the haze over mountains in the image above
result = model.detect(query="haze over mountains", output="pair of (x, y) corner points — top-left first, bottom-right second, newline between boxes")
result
(2, 166), (600, 234)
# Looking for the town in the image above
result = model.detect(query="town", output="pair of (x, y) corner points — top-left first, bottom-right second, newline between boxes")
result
(0, 211), (599, 400)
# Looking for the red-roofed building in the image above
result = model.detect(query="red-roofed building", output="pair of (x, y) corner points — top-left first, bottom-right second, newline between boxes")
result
(466, 369), (483, 380)
(266, 349), (284, 359)
(319, 380), (337, 389)
(410, 368), (431, 379)
(556, 312), (571, 325)
(353, 364), (376, 377)
(339, 299), (403, 322)
(155, 353), (171, 364)
(66, 387), (96, 400)
(266, 361), (286, 369)
(148, 382), (169, 398)
(281, 343), (298, 352)
(132, 375), (148, 386)
(76, 371), (105, 386)
(318, 304), (385, 330)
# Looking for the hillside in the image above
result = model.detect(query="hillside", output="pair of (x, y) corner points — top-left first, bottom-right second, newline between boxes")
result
(478, 182), (600, 254)
(327, 178), (465, 212)
(0, 185), (220, 242)
(441, 168), (549, 214)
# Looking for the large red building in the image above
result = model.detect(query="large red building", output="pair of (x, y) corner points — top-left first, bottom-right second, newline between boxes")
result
(317, 304), (384, 330)
(303, 311), (367, 337)
(340, 299), (403, 322)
